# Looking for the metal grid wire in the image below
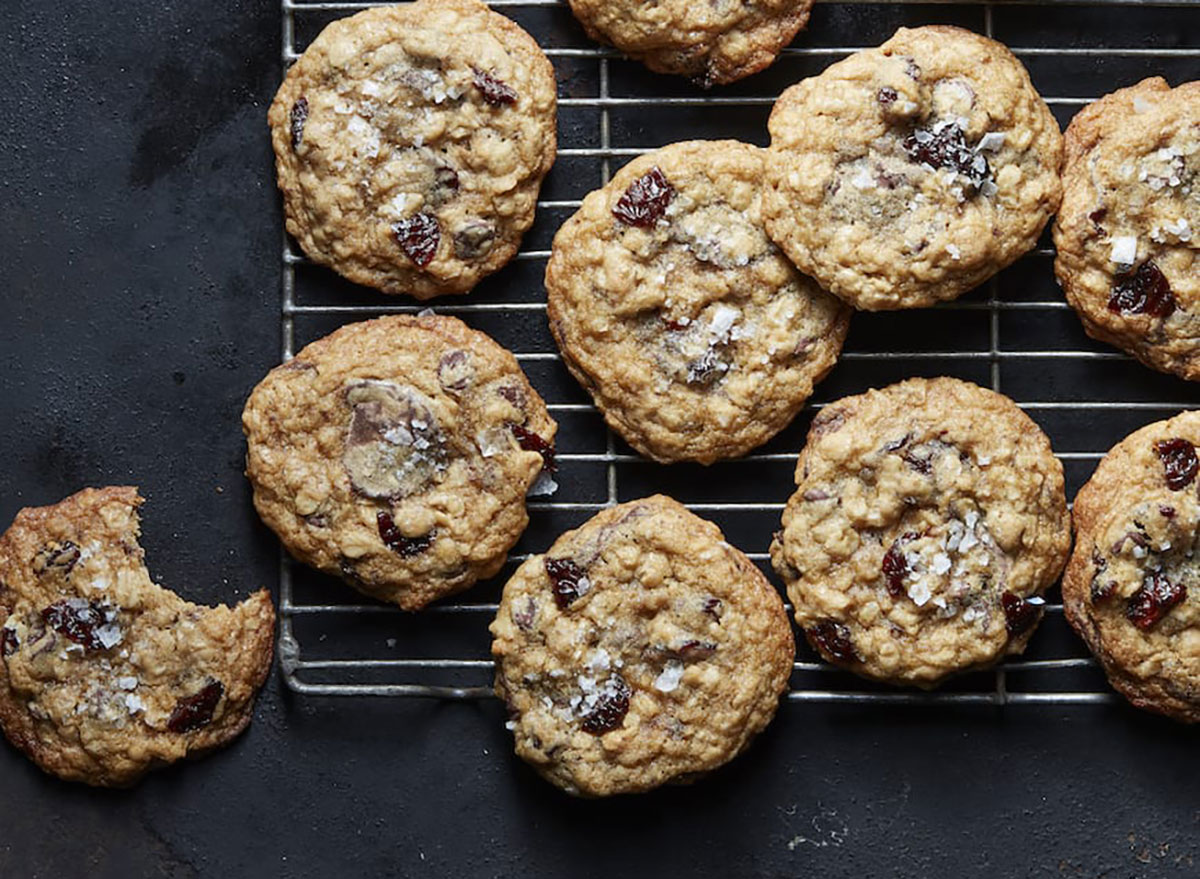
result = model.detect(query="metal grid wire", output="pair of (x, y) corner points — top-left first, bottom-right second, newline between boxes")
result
(276, 0), (1200, 705)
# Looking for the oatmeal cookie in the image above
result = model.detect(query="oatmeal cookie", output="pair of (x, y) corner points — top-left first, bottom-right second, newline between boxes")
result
(243, 314), (556, 610)
(1053, 78), (1200, 381)
(268, 0), (557, 298)
(1063, 411), (1200, 722)
(546, 140), (851, 464)
(566, 0), (813, 87)
(770, 377), (1070, 687)
(491, 495), (794, 796)
(0, 487), (275, 787)
(764, 25), (1063, 310)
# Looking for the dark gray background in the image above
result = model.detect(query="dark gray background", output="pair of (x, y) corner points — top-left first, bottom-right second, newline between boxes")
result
(2, 1), (1198, 876)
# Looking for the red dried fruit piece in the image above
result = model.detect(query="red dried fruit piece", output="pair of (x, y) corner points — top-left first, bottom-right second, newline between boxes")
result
(581, 675), (631, 734)
(472, 67), (517, 106)
(545, 557), (587, 609)
(1154, 438), (1198, 491)
(1160, 505), (1176, 519)
(290, 97), (309, 150)
(882, 532), (918, 598)
(877, 86), (898, 106)
(808, 620), (858, 663)
(1126, 571), (1186, 630)
(612, 167), (675, 227)
(510, 424), (557, 473)
(903, 122), (991, 192)
(377, 511), (435, 558)
(41, 599), (114, 651)
(1108, 261), (1175, 318)
(1, 628), (17, 657)
(673, 640), (718, 661)
(393, 213), (440, 267)
(167, 680), (224, 733)
(1001, 591), (1040, 637)
(35, 541), (81, 576)
(702, 597), (723, 620)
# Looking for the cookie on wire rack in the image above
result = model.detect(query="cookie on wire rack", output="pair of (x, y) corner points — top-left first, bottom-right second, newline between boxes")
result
(0, 487), (275, 787)
(491, 495), (794, 797)
(243, 314), (557, 611)
(546, 139), (851, 465)
(770, 377), (1071, 688)
(764, 25), (1063, 310)
(1063, 411), (1200, 723)
(1053, 77), (1200, 381)
(565, 0), (814, 87)
(268, 0), (558, 298)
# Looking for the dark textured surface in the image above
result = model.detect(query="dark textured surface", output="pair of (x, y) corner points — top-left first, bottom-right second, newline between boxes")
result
(2, 1), (1199, 876)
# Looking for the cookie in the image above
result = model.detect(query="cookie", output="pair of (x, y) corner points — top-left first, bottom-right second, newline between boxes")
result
(491, 495), (794, 797)
(243, 315), (556, 610)
(1063, 411), (1200, 722)
(1053, 77), (1200, 381)
(566, 0), (813, 87)
(0, 487), (274, 787)
(770, 377), (1070, 687)
(268, 0), (557, 298)
(546, 140), (851, 464)
(764, 25), (1063, 310)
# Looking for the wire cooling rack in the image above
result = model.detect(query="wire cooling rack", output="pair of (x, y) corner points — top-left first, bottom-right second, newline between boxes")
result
(275, 0), (1200, 704)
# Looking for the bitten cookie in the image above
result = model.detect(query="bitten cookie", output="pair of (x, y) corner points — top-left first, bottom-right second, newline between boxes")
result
(269, 0), (557, 298)
(1063, 412), (1200, 723)
(1053, 78), (1200, 381)
(566, 0), (813, 86)
(546, 140), (851, 464)
(764, 26), (1063, 310)
(491, 495), (794, 797)
(243, 315), (557, 610)
(770, 378), (1070, 687)
(0, 488), (274, 787)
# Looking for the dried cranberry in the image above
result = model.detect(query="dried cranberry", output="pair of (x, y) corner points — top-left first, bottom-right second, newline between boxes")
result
(1160, 505), (1177, 519)
(1, 627), (17, 657)
(510, 424), (557, 473)
(882, 532), (917, 598)
(612, 167), (675, 227)
(1108, 261), (1175, 318)
(167, 680), (224, 733)
(545, 557), (588, 609)
(1154, 438), (1198, 490)
(1001, 591), (1040, 637)
(1126, 571), (1186, 630)
(673, 640), (717, 661)
(877, 86), (898, 106)
(702, 597), (723, 620)
(903, 122), (991, 192)
(41, 599), (112, 650)
(808, 620), (858, 663)
(377, 511), (435, 558)
(290, 96), (309, 150)
(35, 541), (81, 576)
(472, 67), (518, 106)
(580, 676), (630, 734)
(393, 213), (440, 267)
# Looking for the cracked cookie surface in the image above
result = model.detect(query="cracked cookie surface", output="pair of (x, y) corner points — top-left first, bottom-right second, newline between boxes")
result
(491, 495), (794, 796)
(1063, 411), (1200, 722)
(268, 0), (557, 298)
(1053, 78), (1200, 381)
(770, 377), (1070, 687)
(546, 140), (851, 464)
(566, 0), (813, 86)
(764, 25), (1063, 310)
(0, 487), (275, 787)
(243, 315), (556, 610)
